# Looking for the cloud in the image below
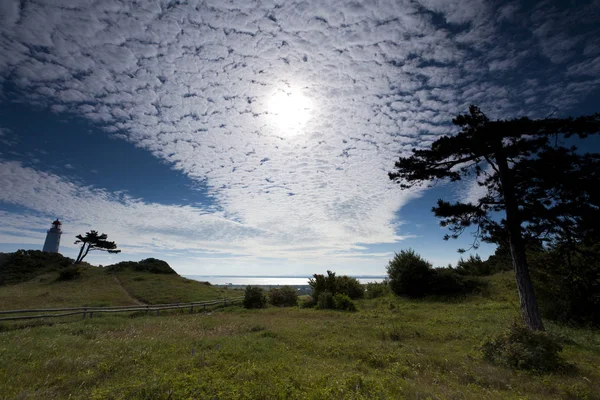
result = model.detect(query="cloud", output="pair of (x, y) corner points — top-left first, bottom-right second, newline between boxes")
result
(0, 0), (598, 270)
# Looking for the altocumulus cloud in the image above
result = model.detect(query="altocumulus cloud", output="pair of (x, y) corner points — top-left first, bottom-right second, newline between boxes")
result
(0, 0), (599, 268)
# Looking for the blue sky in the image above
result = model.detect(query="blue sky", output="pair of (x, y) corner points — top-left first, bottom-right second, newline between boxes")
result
(0, 0), (598, 275)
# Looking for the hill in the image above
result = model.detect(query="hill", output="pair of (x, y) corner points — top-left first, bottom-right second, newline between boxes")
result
(0, 271), (598, 399)
(0, 251), (240, 310)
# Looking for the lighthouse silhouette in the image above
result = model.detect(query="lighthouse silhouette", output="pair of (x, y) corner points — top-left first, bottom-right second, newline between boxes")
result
(43, 219), (62, 253)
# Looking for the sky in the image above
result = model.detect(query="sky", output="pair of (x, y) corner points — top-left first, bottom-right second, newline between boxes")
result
(0, 0), (599, 276)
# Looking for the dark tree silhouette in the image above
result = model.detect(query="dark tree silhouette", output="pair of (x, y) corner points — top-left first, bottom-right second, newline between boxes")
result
(74, 230), (121, 264)
(389, 106), (600, 331)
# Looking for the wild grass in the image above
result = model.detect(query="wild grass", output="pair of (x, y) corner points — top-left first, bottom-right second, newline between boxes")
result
(112, 270), (242, 304)
(0, 272), (598, 399)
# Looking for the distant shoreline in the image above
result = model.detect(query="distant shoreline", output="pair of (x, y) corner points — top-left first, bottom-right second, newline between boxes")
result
(184, 275), (387, 286)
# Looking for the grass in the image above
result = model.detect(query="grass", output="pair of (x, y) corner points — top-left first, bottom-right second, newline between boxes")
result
(114, 270), (242, 304)
(0, 272), (599, 399)
(0, 265), (241, 310)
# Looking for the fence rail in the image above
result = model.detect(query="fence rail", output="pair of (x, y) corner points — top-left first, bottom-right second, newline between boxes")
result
(0, 296), (244, 322)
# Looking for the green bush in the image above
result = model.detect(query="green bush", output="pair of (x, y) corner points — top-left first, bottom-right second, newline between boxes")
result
(386, 249), (433, 297)
(333, 293), (357, 311)
(308, 270), (364, 308)
(57, 266), (81, 281)
(336, 275), (364, 299)
(481, 322), (567, 372)
(268, 286), (298, 307)
(530, 246), (600, 326)
(0, 250), (74, 285)
(105, 258), (177, 275)
(364, 281), (390, 299)
(316, 292), (334, 310)
(455, 254), (493, 276)
(243, 286), (267, 309)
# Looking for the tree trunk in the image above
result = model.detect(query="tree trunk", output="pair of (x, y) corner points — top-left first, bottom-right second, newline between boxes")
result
(75, 243), (86, 265)
(494, 143), (545, 331)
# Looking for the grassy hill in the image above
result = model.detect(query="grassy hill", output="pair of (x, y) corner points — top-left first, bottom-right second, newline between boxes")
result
(1, 271), (599, 399)
(0, 252), (241, 310)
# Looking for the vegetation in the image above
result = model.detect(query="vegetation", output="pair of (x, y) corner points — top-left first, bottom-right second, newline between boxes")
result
(74, 230), (121, 264)
(364, 281), (390, 299)
(57, 266), (81, 281)
(268, 286), (298, 307)
(389, 106), (600, 330)
(481, 322), (568, 372)
(0, 253), (237, 310)
(387, 249), (481, 298)
(308, 271), (362, 311)
(105, 258), (177, 274)
(0, 250), (73, 285)
(1, 272), (599, 399)
(530, 245), (600, 326)
(243, 286), (268, 309)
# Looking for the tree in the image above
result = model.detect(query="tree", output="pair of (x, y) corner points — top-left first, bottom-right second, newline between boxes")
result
(389, 106), (600, 330)
(74, 230), (121, 264)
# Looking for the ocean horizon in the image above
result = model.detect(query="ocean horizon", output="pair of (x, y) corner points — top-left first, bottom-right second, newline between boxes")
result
(185, 275), (387, 286)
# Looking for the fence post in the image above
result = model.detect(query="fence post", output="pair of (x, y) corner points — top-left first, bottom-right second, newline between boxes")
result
(190, 305), (194, 314)
(224, 298), (227, 306)
(82, 308), (87, 319)
(156, 309), (160, 316)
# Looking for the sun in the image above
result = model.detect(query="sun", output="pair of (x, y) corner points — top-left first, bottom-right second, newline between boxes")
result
(267, 88), (313, 136)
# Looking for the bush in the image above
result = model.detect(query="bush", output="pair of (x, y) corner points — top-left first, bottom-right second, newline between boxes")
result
(243, 286), (267, 309)
(333, 293), (357, 311)
(57, 267), (81, 281)
(0, 250), (73, 285)
(364, 281), (390, 299)
(316, 292), (334, 310)
(455, 254), (493, 276)
(530, 246), (600, 326)
(268, 286), (298, 307)
(308, 271), (364, 308)
(386, 249), (433, 297)
(105, 258), (177, 275)
(336, 275), (364, 299)
(481, 322), (567, 372)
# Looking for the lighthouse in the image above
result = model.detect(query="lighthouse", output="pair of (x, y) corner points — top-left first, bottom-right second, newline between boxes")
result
(43, 219), (62, 253)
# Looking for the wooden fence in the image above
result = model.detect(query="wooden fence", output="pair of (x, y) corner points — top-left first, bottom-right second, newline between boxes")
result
(0, 296), (244, 322)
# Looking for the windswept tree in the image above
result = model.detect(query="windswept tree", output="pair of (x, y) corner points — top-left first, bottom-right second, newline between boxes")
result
(74, 230), (121, 264)
(389, 106), (600, 331)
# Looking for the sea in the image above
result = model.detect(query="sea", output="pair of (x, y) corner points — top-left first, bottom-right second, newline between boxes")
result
(185, 275), (386, 286)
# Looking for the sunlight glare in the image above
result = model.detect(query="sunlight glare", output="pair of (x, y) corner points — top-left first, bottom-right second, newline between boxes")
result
(268, 89), (313, 136)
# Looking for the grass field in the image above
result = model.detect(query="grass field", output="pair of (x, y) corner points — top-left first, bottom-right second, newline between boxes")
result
(0, 265), (241, 311)
(1, 272), (599, 399)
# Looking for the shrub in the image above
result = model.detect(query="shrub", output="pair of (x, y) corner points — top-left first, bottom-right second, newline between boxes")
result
(243, 286), (267, 309)
(299, 296), (316, 308)
(333, 293), (357, 311)
(481, 322), (567, 372)
(336, 275), (364, 299)
(57, 267), (81, 281)
(0, 250), (73, 285)
(365, 281), (390, 299)
(386, 249), (433, 297)
(308, 270), (364, 307)
(268, 286), (298, 307)
(316, 292), (334, 310)
(455, 254), (492, 276)
(105, 258), (177, 275)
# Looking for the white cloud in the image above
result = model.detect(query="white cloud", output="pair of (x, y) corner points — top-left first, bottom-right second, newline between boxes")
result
(0, 0), (598, 272)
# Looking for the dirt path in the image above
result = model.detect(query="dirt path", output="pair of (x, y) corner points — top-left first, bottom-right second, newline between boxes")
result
(112, 275), (146, 305)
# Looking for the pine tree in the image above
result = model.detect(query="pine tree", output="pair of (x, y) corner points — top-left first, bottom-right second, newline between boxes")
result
(74, 230), (121, 264)
(389, 106), (600, 330)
